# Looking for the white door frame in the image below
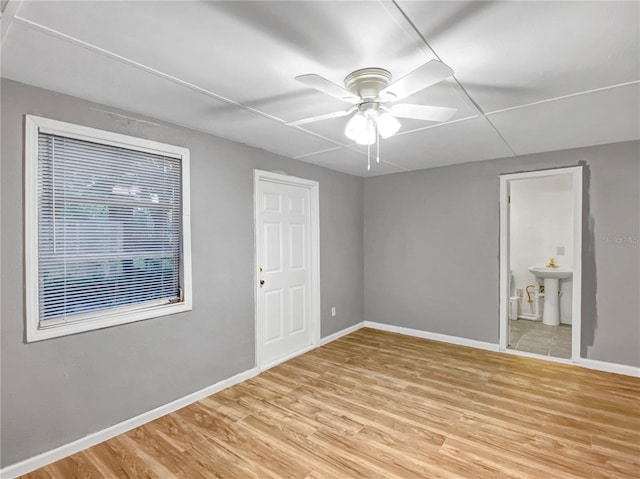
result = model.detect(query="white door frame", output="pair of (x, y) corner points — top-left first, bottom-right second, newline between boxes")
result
(499, 166), (583, 363)
(254, 169), (321, 371)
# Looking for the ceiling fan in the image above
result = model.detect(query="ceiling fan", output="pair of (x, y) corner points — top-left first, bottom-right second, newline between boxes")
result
(286, 60), (458, 170)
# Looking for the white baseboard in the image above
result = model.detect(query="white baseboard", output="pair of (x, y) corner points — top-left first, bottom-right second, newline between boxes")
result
(4, 322), (637, 477)
(0, 367), (259, 479)
(1, 323), (364, 478)
(363, 321), (500, 352)
(363, 321), (640, 377)
(260, 344), (316, 371)
(260, 322), (368, 372)
(579, 358), (640, 377)
(320, 322), (364, 345)
(1, 323), (366, 478)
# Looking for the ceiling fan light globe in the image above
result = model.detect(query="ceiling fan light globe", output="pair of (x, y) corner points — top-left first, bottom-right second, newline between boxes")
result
(355, 117), (376, 145)
(355, 131), (376, 145)
(377, 112), (401, 139)
(345, 113), (376, 145)
(345, 112), (365, 141)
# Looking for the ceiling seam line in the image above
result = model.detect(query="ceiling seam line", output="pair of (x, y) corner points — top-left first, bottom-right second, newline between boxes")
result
(394, 115), (479, 137)
(9, 17), (271, 116)
(91, 107), (317, 159)
(10, 15), (350, 151)
(485, 80), (640, 116)
(483, 117), (517, 156)
(294, 146), (344, 159)
(297, 143), (406, 164)
(381, 0), (437, 60)
(0, 0), (24, 42)
(378, 159), (409, 171)
(295, 156), (360, 177)
(390, 0), (518, 156)
(389, 0), (485, 112)
(389, 0), (638, 121)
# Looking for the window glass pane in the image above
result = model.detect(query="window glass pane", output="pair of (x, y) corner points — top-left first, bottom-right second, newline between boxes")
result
(37, 133), (182, 322)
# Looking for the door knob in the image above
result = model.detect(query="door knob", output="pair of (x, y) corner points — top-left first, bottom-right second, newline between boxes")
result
(259, 279), (265, 287)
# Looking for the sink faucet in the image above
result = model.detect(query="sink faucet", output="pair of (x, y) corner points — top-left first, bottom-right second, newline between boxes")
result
(546, 258), (558, 268)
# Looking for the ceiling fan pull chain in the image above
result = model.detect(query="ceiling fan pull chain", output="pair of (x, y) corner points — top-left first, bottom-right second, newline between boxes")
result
(376, 122), (380, 164)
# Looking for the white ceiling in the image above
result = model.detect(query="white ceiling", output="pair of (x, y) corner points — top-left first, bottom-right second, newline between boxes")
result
(1, 1), (638, 177)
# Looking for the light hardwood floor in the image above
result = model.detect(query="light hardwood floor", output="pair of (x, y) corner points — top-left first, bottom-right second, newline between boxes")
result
(21, 328), (640, 478)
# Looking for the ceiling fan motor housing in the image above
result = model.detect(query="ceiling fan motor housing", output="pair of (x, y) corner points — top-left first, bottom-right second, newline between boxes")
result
(343, 67), (392, 100)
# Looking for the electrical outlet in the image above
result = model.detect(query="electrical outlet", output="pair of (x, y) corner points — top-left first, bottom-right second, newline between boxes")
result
(331, 307), (336, 317)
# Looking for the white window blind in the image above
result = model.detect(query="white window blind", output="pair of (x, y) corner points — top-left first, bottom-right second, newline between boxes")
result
(37, 132), (183, 323)
(25, 116), (192, 341)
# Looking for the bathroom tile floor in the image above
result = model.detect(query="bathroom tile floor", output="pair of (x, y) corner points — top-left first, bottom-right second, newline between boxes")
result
(508, 319), (572, 359)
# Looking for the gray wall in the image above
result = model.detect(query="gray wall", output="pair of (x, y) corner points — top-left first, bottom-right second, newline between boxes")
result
(0, 79), (364, 467)
(364, 141), (640, 367)
(2, 77), (639, 469)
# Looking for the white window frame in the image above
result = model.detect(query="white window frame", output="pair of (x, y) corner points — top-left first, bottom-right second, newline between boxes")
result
(25, 115), (192, 342)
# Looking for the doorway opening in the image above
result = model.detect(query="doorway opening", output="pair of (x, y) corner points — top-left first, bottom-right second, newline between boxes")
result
(254, 170), (321, 371)
(499, 167), (583, 362)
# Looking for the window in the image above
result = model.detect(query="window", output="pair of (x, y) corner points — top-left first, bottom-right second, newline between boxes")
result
(25, 115), (192, 341)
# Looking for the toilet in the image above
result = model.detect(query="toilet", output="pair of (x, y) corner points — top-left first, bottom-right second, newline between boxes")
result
(509, 296), (519, 320)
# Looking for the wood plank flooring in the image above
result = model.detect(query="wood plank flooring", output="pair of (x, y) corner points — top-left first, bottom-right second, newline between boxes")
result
(21, 328), (640, 478)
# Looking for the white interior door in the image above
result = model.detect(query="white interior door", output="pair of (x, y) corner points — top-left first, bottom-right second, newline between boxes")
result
(255, 171), (319, 370)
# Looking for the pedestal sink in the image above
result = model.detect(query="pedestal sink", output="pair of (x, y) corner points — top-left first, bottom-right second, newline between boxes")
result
(528, 266), (572, 326)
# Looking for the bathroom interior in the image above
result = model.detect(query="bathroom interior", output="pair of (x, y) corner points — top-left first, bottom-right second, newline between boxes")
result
(508, 173), (574, 359)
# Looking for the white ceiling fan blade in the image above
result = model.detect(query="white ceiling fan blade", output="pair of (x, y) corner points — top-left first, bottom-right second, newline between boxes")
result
(295, 74), (359, 103)
(381, 60), (454, 101)
(389, 104), (457, 122)
(285, 107), (356, 127)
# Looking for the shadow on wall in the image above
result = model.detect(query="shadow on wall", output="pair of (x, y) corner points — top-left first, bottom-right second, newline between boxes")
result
(580, 161), (597, 357)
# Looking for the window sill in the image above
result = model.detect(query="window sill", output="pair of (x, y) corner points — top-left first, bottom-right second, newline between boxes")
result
(26, 300), (192, 342)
